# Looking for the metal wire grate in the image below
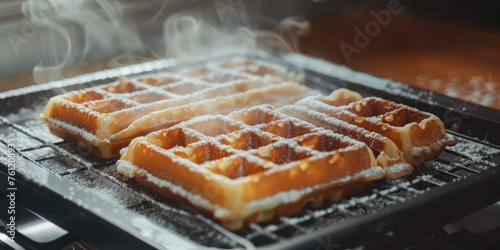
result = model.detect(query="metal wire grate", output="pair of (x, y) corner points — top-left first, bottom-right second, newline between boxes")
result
(1, 104), (499, 248)
(1, 53), (500, 248)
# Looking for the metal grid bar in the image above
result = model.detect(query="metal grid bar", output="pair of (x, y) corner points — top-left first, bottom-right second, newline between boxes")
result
(1, 110), (499, 248)
(0, 115), (255, 249)
(1, 54), (499, 249)
(237, 150), (499, 245)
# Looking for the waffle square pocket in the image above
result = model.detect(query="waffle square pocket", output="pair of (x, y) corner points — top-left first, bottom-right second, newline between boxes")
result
(293, 89), (457, 167)
(117, 106), (384, 230)
(40, 58), (311, 158)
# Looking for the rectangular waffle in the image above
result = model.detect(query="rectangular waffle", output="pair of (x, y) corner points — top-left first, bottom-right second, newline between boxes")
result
(40, 58), (312, 158)
(117, 105), (385, 230)
(293, 89), (457, 166)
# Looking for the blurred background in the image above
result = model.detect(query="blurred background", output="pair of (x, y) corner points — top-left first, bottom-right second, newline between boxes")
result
(0, 0), (499, 110)
(1, 1), (500, 249)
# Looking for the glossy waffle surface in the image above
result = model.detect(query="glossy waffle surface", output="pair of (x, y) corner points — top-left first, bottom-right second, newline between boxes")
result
(117, 105), (385, 230)
(40, 58), (311, 158)
(293, 89), (457, 166)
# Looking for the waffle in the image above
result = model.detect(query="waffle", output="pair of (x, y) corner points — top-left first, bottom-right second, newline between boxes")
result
(40, 58), (312, 158)
(293, 89), (457, 166)
(117, 105), (385, 230)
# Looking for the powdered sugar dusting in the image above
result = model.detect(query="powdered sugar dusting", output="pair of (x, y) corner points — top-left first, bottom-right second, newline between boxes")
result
(116, 160), (231, 217)
(0, 126), (43, 150)
(2, 52), (499, 248)
(46, 118), (108, 144)
(245, 167), (384, 210)
(447, 134), (500, 160)
(63, 170), (143, 206)
(43, 58), (307, 150)
(17, 119), (64, 143)
(117, 103), (386, 226)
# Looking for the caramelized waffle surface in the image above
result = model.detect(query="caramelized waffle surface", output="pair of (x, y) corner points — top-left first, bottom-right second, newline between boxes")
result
(292, 89), (457, 168)
(40, 58), (311, 158)
(117, 105), (385, 230)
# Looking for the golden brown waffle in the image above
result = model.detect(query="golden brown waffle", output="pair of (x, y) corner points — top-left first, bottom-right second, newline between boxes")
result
(294, 89), (456, 166)
(279, 106), (412, 179)
(178, 57), (303, 83)
(40, 58), (312, 158)
(117, 105), (385, 230)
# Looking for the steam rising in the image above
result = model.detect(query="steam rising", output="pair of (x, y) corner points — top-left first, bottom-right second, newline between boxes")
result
(22, 0), (309, 83)
(23, 0), (144, 83)
(162, 13), (256, 59)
